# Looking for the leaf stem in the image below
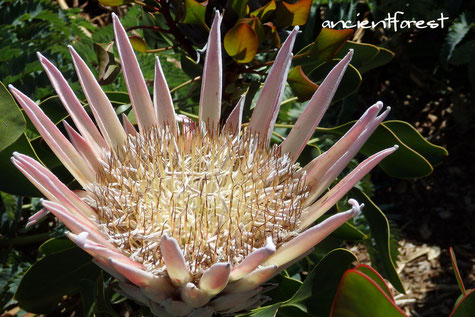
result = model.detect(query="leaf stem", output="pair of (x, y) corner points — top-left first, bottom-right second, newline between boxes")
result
(0, 232), (50, 248)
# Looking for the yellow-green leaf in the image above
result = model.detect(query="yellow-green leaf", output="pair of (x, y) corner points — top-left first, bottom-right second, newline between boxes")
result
(250, 0), (276, 22)
(98, 0), (125, 6)
(182, 0), (208, 29)
(224, 23), (258, 63)
(275, 0), (312, 27)
(129, 35), (147, 53)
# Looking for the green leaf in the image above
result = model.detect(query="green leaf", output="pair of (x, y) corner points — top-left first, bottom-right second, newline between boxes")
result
(441, 13), (473, 62)
(0, 82), (25, 152)
(383, 121), (448, 167)
(0, 133), (42, 196)
(350, 189), (405, 293)
(321, 120), (447, 179)
(295, 28), (353, 73)
(275, 0), (312, 27)
(250, 0), (276, 22)
(94, 42), (121, 86)
(224, 22), (259, 63)
(298, 249), (356, 316)
(354, 264), (394, 299)
(98, 0), (125, 6)
(330, 269), (407, 317)
(330, 218), (367, 241)
(129, 36), (147, 53)
(309, 61), (361, 102)
(15, 245), (100, 313)
(182, 0), (208, 29)
(287, 66), (318, 102)
(265, 274), (302, 304)
(450, 247), (467, 296)
(38, 238), (75, 256)
(451, 289), (475, 317)
(334, 41), (395, 74)
(229, 0), (249, 19)
(249, 303), (280, 317)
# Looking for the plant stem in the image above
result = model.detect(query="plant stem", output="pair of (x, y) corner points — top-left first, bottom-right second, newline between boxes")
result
(0, 232), (50, 247)
(160, 0), (197, 58)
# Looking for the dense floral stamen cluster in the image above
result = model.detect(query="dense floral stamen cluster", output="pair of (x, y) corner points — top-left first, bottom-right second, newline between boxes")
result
(87, 126), (308, 275)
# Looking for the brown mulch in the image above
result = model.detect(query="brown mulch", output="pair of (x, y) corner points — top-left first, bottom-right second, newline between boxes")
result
(351, 241), (475, 317)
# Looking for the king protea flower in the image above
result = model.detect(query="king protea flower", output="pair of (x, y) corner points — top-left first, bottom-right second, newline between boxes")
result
(9, 12), (397, 317)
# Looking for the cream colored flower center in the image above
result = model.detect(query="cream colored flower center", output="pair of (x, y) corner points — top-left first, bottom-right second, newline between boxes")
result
(86, 126), (308, 275)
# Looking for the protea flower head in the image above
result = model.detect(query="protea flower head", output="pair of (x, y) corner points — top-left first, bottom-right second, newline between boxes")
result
(9, 12), (397, 317)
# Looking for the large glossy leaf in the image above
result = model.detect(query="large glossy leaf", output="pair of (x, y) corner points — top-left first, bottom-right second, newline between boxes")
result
(309, 60), (361, 102)
(451, 289), (475, 317)
(354, 264), (393, 299)
(335, 41), (395, 74)
(299, 249), (357, 316)
(287, 66), (318, 102)
(224, 22), (258, 63)
(229, 0), (248, 19)
(250, 0), (276, 22)
(15, 244), (100, 313)
(275, 0), (312, 27)
(330, 268), (407, 317)
(320, 120), (447, 178)
(0, 82), (25, 152)
(383, 121), (448, 167)
(0, 133), (42, 196)
(295, 28), (353, 73)
(182, 0), (208, 29)
(350, 189), (405, 293)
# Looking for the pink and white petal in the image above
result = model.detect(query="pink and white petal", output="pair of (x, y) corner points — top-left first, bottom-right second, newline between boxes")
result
(109, 257), (158, 288)
(264, 202), (362, 267)
(63, 122), (101, 172)
(26, 208), (49, 229)
(223, 94), (245, 135)
(222, 294), (264, 314)
(210, 287), (261, 312)
(69, 46), (127, 149)
(68, 232), (141, 269)
(199, 262), (231, 296)
(12, 153), (97, 219)
(37, 53), (107, 154)
(162, 299), (193, 317)
(180, 283), (210, 308)
(150, 302), (174, 317)
(121, 113), (137, 136)
(119, 282), (150, 306)
(92, 258), (126, 281)
(199, 12), (222, 132)
(280, 50), (354, 162)
(248, 27), (298, 143)
(142, 276), (175, 304)
(9, 86), (95, 186)
(229, 236), (275, 282)
(160, 234), (192, 286)
(223, 265), (278, 294)
(299, 146), (398, 229)
(304, 103), (390, 203)
(188, 307), (215, 317)
(112, 13), (157, 131)
(154, 56), (177, 134)
(41, 200), (113, 248)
